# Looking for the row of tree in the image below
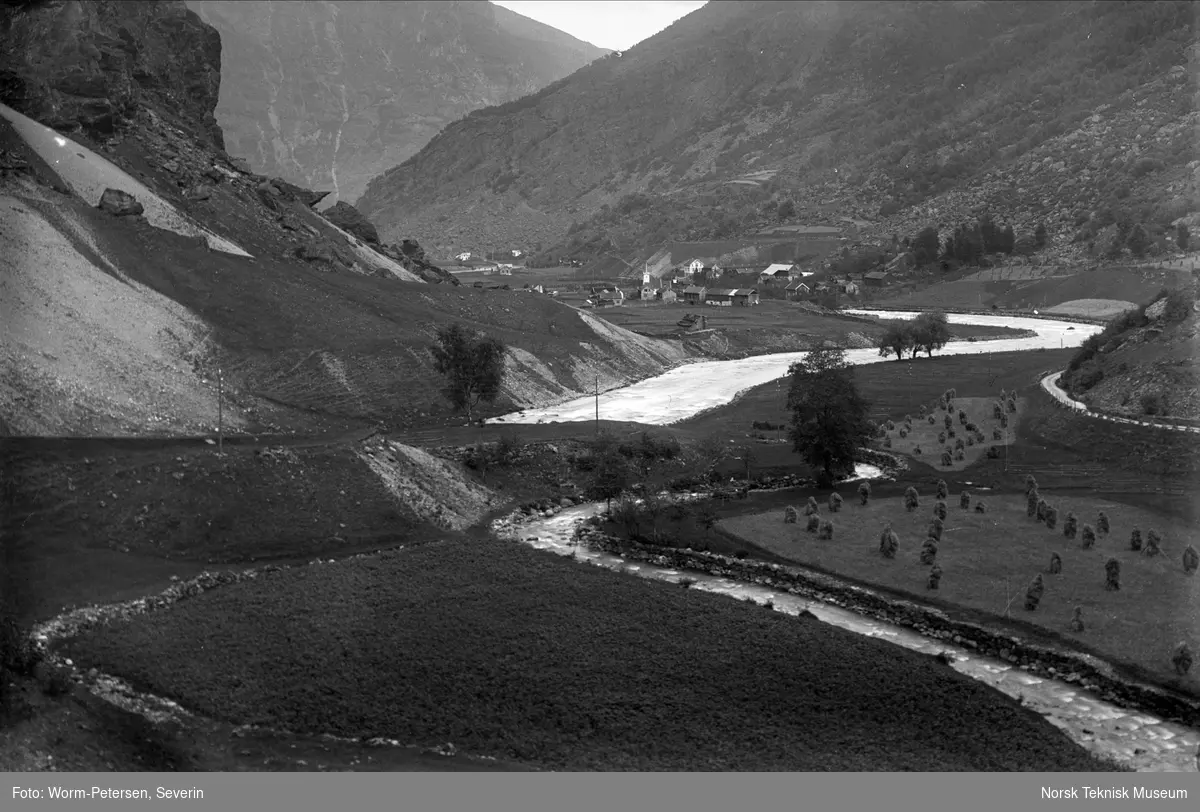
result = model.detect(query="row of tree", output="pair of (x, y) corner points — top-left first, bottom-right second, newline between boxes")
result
(877, 312), (952, 361)
(908, 219), (1050, 268)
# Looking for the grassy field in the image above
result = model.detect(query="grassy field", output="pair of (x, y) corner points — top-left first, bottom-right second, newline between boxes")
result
(721, 492), (1200, 693)
(878, 396), (1024, 472)
(60, 535), (1115, 771)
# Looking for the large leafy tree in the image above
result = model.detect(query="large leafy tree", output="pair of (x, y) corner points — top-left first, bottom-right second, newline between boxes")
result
(911, 226), (940, 266)
(786, 346), (872, 487)
(430, 324), (507, 422)
(912, 311), (951, 357)
(878, 321), (914, 361)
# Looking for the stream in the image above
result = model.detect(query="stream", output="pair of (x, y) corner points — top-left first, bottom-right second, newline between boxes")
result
(491, 309), (1197, 771)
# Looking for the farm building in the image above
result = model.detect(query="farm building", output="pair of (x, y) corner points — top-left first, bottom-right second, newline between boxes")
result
(863, 271), (890, 287)
(682, 285), (707, 304)
(707, 288), (760, 306)
(707, 289), (734, 306)
(733, 288), (760, 306)
(785, 280), (811, 300)
(657, 288), (678, 303)
(759, 263), (797, 283)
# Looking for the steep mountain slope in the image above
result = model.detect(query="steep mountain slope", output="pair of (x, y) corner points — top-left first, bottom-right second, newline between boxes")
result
(185, 0), (608, 207)
(357, 0), (1197, 263)
(0, 0), (684, 437)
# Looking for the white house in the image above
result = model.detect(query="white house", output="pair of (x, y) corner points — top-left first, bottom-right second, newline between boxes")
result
(455, 251), (472, 262)
(688, 259), (704, 275)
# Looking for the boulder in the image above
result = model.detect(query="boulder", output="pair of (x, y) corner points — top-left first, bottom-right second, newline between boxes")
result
(98, 188), (143, 216)
(184, 184), (212, 202)
(322, 201), (380, 245)
(228, 156), (253, 174)
(269, 177), (331, 208)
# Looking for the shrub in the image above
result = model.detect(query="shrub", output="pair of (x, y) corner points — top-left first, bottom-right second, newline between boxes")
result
(1007, 398), (1017, 413)
(857, 481), (871, 505)
(899, 428), (908, 438)
(1144, 529), (1162, 556)
(903, 486), (919, 511)
(959, 490), (970, 509)
(974, 430), (985, 444)
(941, 450), (952, 467)
(1104, 557), (1120, 591)
(1081, 524), (1096, 549)
(1048, 552), (1062, 575)
(993, 402), (1004, 419)
(1069, 606), (1084, 632)
(1097, 512), (1109, 535)
(1024, 574), (1045, 611)
(974, 500), (987, 513)
(954, 438), (965, 451)
(966, 435), (975, 447)
(879, 524), (899, 558)
(928, 414), (936, 424)
(829, 492), (843, 513)
(937, 431), (946, 444)
(817, 519), (834, 541)
(36, 662), (73, 698)
(965, 422), (977, 433)
(1184, 545), (1199, 575)
(1062, 512), (1078, 539)
(1024, 475), (1038, 496)
(913, 446), (922, 455)
(958, 410), (967, 424)
(932, 480), (946, 500)
(1000, 413), (1009, 428)
(927, 564), (943, 590)
(806, 514), (820, 532)
(948, 388), (957, 398)
(886, 420), (896, 431)
(784, 505), (799, 524)
(803, 497), (820, 516)
(1027, 490), (1040, 517)
(1172, 643), (1193, 676)
(1045, 506), (1058, 530)
(992, 428), (1002, 441)
(1035, 498), (1048, 522)
(944, 414), (953, 430)
(1129, 528), (1142, 551)
(933, 500), (947, 521)
(954, 449), (965, 461)
(919, 538), (938, 565)
(883, 437), (892, 448)
(986, 446), (1000, 459)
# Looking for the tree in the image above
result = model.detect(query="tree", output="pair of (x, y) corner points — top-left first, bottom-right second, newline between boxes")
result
(430, 324), (506, 422)
(590, 446), (632, 511)
(1177, 223), (1189, 252)
(777, 199), (796, 221)
(1034, 221), (1048, 249)
(1126, 223), (1150, 258)
(912, 311), (951, 357)
(911, 226), (939, 266)
(878, 321), (914, 362)
(999, 224), (1016, 254)
(786, 346), (872, 486)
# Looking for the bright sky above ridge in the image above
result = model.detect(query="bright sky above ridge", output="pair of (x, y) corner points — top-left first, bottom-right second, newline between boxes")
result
(492, 1), (708, 51)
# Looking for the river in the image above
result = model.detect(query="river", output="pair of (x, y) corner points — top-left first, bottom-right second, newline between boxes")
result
(488, 311), (1102, 426)
(490, 309), (1198, 771)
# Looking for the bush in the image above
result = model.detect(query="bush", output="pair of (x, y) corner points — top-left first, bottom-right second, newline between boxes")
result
(939, 450), (951, 466)
(806, 514), (820, 532)
(886, 420), (896, 431)
(1063, 512), (1078, 539)
(935, 480), (948, 500)
(1069, 606), (1085, 633)
(1097, 512), (1109, 535)
(1081, 525), (1096, 549)
(858, 481), (871, 505)
(974, 500), (987, 514)
(1024, 475), (1038, 495)
(1144, 529), (1162, 556)
(920, 539), (938, 565)
(1184, 545), (1199, 575)
(879, 525), (899, 558)
(829, 492), (843, 513)
(817, 520), (834, 541)
(954, 449), (965, 461)
(1024, 574), (1045, 611)
(993, 402), (1004, 419)
(1007, 398), (1017, 413)
(1048, 552), (1062, 575)
(958, 410), (967, 424)
(913, 446), (922, 455)
(938, 431), (946, 444)
(1140, 392), (1165, 416)
(1130, 528), (1142, 551)
(1171, 643), (1194, 676)
(959, 490), (970, 510)
(986, 446), (1000, 459)
(928, 414), (936, 424)
(1045, 506), (1058, 530)
(903, 487), (919, 512)
(992, 428), (1002, 441)
(899, 428), (908, 438)
(1104, 557), (1120, 591)
(1035, 498), (1048, 522)
(954, 438), (965, 451)
(36, 662), (73, 698)
(883, 437), (892, 448)
(928, 518), (944, 542)
(944, 414), (953, 430)
(933, 500), (947, 521)
(927, 564), (943, 590)
(1000, 413), (1009, 428)
(803, 497), (820, 516)
(1027, 490), (1040, 517)
(784, 506), (799, 524)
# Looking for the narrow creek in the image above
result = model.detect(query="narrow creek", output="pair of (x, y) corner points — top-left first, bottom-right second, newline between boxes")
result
(507, 498), (1199, 772)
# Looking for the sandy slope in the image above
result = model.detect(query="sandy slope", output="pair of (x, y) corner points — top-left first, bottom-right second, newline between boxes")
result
(0, 102), (251, 258)
(1045, 299), (1139, 318)
(0, 188), (239, 435)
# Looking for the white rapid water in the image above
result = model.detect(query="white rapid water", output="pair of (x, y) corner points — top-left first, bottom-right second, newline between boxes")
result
(0, 102), (253, 258)
(488, 311), (1102, 425)
(506, 504), (1200, 772)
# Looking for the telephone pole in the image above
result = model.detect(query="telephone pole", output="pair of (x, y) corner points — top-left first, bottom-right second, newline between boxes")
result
(217, 366), (224, 457)
(594, 376), (600, 434)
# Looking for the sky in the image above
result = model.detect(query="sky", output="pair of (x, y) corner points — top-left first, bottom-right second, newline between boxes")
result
(492, 1), (708, 51)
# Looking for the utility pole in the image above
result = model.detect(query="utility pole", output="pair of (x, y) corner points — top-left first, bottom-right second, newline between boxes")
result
(595, 376), (600, 434)
(217, 366), (224, 457)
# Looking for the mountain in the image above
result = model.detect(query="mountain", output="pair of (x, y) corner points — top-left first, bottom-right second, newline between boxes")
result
(356, 0), (1197, 265)
(0, 0), (684, 437)
(185, 0), (609, 207)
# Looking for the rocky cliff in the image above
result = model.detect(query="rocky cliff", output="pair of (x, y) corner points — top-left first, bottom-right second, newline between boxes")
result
(185, 0), (608, 208)
(355, 0), (1197, 263)
(0, 0), (225, 149)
